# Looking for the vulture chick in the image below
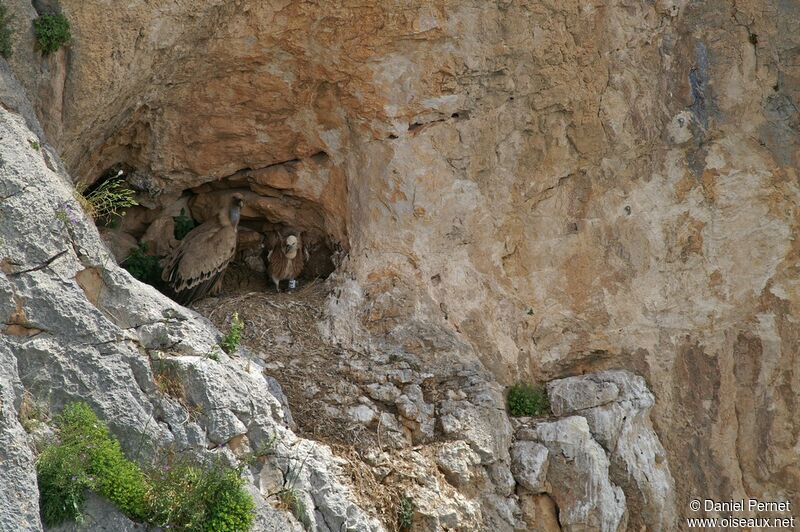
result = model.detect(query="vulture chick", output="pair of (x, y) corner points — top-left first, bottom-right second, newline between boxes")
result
(162, 194), (244, 304)
(267, 232), (307, 292)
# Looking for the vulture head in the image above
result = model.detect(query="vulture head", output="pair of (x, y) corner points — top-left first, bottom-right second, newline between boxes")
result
(284, 234), (299, 259)
(266, 231), (307, 292)
(228, 193), (244, 227)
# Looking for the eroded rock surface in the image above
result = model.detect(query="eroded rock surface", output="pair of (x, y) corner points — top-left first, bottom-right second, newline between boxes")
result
(519, 417), (627, 532)
(9, 1), (797, 517)
(548, 371), (677, 531)
(2, 0), (800, 528)
(0, 105), (381, 531)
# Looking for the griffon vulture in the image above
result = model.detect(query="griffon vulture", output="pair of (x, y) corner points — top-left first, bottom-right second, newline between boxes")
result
(162, 193), (244, 304)
(266, 231), (308, 292)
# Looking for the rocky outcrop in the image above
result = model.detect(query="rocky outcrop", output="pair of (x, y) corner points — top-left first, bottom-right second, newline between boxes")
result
(3, 0), (800, 528)
(527, 416), (627, 532)
(0, 344), (41, 531)
(548, 371), (676, 531)
(510, 371), (675, 532)
(0, 103), (381, 530)
(7, 2), (797, 517)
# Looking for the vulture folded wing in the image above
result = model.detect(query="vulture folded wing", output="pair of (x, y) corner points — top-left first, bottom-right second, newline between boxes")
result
(162, 224), (237, 303)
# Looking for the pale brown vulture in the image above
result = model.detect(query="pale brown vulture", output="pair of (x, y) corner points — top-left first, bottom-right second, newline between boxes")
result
(266, 231), (307, 292)
(162, 193), (244, 304)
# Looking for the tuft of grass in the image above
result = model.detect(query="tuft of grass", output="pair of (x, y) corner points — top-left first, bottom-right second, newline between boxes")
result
(0, 2), (12, 58)
(207, 345), (222, 362)
(398, 496), (414, 531)
(278, 489), (311, 530)
(153, 366), (186, 402)
(19, 392), (48, 433)
(173, 208), (196, 240)
(78, 176), (138, 224)
(152, 365), (203, 421)
(122, 243), (163, 286)
(33, 13), (70, 55)
(220, 312), (244, 354)
(36, 402), (255, 531)
(507, 383), (550, 417)
(29, 139), (40, 151)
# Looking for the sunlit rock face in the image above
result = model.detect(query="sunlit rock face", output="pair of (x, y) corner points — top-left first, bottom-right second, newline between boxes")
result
(7, 0), (800, 522)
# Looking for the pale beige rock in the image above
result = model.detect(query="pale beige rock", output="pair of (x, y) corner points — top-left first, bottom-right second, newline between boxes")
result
(6, 0), (800, 528)
(519, 493), (562, 532)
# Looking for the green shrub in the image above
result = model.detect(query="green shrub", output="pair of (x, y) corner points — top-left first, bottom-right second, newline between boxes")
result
(173, 208), (196, 240)
(507, 383), (550, 417)
(220, 312), (244, 354)
(33, 13), (70, 55)
(36, 402), (149, 526)
(397, 496), (414, 531)
(0, 3), (12, 58)
(122, 243), (163, 286)
(36, 402), (256, 531)
(148, 460), (255, 532)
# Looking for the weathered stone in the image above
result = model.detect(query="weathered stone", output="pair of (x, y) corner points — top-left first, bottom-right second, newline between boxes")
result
(0, 105), (383, 532)
(548, 370), (677, 531)
(366, 382), (402, 403)
(547, 379), (619, 416)
(438, 382), (512, 464)
(436, 440), (481, 487)
(0, 344), (41, 532)
(534, 417), (626, 532)
(510, 441), (549, 493)
(348, 404), (376, 425)
(98, 228), (138, 264)
(519, 493), (561, 532)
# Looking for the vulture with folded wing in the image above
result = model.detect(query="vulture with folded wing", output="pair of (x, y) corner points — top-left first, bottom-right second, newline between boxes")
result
(162, 193), (244, 304)
(266, 231), (307, 292)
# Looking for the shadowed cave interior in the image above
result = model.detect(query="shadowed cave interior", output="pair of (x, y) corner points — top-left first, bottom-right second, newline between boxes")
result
(93, 154), (344, 297)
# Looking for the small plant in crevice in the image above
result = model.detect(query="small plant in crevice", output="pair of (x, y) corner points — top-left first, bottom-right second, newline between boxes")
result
(173, 208), (196, 240)
(153, 365), (186, 402)
(243, 433), (279, 467)
(33, 13), (70, 55)
(122, 243), (163, 286)
(0, 2), (12, 58)
(397, 496), (414, 531)
(77, 175), (138, 224)
(507, 382), (550, 417)
(278, 488), (311, 530)
(54, 202), (81, 227)
(152, 362), (205, 420)
(206, 345), (222, 362)
(269, 447), (312, 530)
(220, 312), (244, 354)
(29, 139), (40, 151)
(19, 391), (49, 433)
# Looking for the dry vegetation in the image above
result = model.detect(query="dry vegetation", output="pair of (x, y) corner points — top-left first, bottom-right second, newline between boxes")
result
(192, 275), (421, 530)
(193, 277), (376, 448)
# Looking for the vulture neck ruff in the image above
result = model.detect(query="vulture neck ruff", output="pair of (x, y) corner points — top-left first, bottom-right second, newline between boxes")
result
(229, 205), (241, 227)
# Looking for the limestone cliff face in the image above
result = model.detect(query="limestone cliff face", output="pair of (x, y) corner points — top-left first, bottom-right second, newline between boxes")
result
(4, 0), (800, 528)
